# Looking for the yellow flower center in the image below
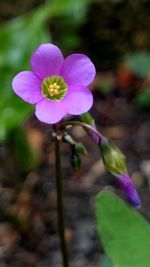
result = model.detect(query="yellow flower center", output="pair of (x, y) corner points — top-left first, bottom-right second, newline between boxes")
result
(41, 76), (67, 101)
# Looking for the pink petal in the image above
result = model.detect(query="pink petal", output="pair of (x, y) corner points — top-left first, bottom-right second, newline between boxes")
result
(35, 99), (67, 124)
(30, 43), (64, 80)
(12, 71), (43, 104)
(64, 85), (93, 115)
(60, 54), (96, 86)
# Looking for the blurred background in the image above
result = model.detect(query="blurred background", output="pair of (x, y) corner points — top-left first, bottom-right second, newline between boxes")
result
(0, 0), (150, 266)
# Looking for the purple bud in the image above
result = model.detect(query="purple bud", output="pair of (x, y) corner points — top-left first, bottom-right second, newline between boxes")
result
(117, 173), (141, 208)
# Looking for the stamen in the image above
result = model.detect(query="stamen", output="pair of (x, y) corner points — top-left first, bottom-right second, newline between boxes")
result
(54, 89), (59, 94)
(50, 88), (54, 92)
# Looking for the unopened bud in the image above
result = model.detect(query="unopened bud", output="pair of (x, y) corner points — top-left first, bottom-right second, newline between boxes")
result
(63, 134), (76, 145)
(100, 141), (127, 176)
(75, 143), (87, 156)
(70, 153), (81, 171)
(79, 112), (95, 126)
(117, 173), (141, 208)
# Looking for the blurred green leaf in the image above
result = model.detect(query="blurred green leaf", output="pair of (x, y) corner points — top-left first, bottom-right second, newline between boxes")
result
(45, 0), (90, 22)
(0, 7), (50, 141)
(95, 192), (150, 267)
(125, 52), (150, 78)
(0, 14), (50, 69)
(97, 76), (114, 95)
(0, 95), (33, 140)
(8, 127), (39, 172)
(134, 89), (150, 108)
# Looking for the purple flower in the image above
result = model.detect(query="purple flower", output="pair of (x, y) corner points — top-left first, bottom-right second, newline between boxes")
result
(117, 173), (141, 208)
(12, 43), (96, 124)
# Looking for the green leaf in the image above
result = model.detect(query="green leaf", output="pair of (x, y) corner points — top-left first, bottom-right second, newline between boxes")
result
(100, 256), (113, 267)
(125, 52), (150, 78)
(95, 192), (150, 267)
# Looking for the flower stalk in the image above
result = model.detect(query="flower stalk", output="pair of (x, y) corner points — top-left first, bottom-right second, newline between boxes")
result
(60, 120), (141, 208)
(54, 130), (69, 267)
(61, 120), (107, 144)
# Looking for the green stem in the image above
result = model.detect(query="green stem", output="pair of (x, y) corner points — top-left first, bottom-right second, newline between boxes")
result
(54, 133), (69, 267)
(60, 120), (107, 144)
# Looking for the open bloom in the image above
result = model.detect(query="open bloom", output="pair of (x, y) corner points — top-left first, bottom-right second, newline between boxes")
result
(12, 43), (96, 124)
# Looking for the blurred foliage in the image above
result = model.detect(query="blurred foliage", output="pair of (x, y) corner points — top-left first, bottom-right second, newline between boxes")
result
(0, 0), (93, 142)
(8, 127), (39, 172)
(0, 0), (44, 22)
(0, 11), (49, 141)
(123, 52), (150, 108)
(134, 89), (150, 109)
(96, 192), (150, 267)
(96, 75), (115, 95)
(125, 52), (150, 78)
(80, 0), (150, 69)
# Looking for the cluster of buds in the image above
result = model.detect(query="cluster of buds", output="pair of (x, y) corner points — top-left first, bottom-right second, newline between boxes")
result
(63, 133), (87, 171)
(79, 113), (141, 208)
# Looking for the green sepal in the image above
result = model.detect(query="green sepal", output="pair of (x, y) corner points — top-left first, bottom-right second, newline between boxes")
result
(99, 141), (127, 175)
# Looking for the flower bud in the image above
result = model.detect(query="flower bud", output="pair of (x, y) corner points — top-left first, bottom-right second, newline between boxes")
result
(100, 141), (127, 176)
(117, 173), (141, 208)
(63, 134), (76, 145)
(79, 112), (95, 126)
(75, 143), (87, 156)
(100, 140), (141, 208)
(70, 153), (81, 171)
(79, 112), (100, 144)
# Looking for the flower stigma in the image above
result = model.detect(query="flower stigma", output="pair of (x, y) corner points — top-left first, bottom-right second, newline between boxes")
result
(41, 76), (68, 101)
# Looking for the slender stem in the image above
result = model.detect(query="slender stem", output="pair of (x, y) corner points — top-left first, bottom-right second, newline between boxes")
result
(54, 133), (69, 267)
(60, 121), (107, 144)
